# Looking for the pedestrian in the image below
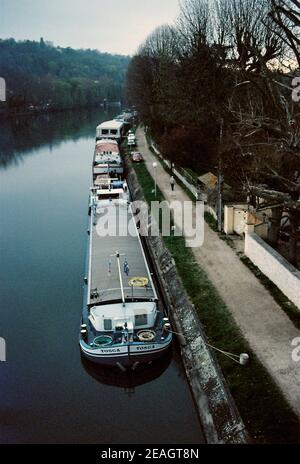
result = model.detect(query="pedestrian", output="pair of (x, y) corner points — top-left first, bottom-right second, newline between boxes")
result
(170, 175), (175, 191)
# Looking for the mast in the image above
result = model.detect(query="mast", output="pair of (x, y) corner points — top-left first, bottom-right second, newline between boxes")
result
(114, 251), (126, 307)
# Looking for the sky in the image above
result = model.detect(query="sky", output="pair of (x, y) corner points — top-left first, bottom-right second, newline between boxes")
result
(0, 0), (181, 55)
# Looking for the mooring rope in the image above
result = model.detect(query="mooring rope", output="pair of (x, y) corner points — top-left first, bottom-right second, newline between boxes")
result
(167, 328), (248, 365)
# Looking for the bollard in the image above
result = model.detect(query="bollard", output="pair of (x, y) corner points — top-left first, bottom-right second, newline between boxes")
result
(239, 353), (249, 366)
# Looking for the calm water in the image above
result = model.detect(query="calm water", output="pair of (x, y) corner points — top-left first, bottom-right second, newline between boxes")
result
(0, 109), (204, 444)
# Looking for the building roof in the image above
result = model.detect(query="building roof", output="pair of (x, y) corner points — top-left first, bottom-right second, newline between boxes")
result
(95, 143), (120, 154)
(96, 139), (118, 146)
(198, 172), (218, 189)
(97, 120), (124, 130)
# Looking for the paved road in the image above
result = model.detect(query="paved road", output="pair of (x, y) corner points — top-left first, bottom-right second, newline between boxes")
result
(136, 125), (300, 419)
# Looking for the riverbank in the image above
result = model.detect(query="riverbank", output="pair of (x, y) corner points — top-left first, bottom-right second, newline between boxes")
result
(0, 102), (122, 120)
(124, 153), (249, 444)
(130, 125), (300, 443)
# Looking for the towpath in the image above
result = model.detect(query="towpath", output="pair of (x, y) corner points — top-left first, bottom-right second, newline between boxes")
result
(135, 125), (300, 419)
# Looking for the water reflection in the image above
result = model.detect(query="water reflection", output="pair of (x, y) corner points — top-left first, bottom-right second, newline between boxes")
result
(81, 352), (172, 393)
(0, 107), (116, 168)
(0, 108), (204, 444)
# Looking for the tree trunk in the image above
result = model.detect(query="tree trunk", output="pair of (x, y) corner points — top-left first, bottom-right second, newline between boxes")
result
(289, 210), (299, 267)
(268, 207), (283, 247)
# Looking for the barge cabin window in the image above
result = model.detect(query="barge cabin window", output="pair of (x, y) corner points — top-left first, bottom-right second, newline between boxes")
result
(135, 314), (148, 326)
(104, 319), (112, 331)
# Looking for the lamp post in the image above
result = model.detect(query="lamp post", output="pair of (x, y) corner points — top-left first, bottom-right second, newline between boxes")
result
(152, 162), (157, 198)
(217, 118), (224, 232)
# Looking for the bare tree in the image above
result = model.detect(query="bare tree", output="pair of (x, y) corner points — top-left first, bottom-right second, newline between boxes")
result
(267, 0), (300, 67)
(126, 0), (300, 264)
(177, 0), (212, 54)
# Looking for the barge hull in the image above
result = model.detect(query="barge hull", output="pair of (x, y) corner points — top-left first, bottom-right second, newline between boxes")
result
(80, 338), (172, 367)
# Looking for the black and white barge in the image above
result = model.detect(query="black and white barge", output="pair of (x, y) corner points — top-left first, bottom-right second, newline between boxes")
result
(80, 177), (172, 369)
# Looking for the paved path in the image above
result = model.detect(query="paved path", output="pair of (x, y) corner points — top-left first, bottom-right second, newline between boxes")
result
(136, 126), (300, 418)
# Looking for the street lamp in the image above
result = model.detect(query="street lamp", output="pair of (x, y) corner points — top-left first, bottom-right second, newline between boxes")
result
(152, 162), (157, 197)
(217, 118), (224, 232)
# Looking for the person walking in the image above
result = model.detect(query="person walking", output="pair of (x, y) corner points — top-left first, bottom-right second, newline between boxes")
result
(170, 175), (175, 191)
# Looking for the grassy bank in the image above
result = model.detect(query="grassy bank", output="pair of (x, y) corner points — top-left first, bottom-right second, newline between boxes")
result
(131, 160), (300, 444)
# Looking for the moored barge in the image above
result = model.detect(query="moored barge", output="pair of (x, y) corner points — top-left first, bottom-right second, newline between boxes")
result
(79, 172), (172, 369)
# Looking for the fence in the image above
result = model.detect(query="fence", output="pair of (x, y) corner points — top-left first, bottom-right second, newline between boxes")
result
(148, 137), (199, 198)
(148, 134), (219, 218)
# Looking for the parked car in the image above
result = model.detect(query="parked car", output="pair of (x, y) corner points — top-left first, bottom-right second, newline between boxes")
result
(127, 135), (136, 147)
(132, 151), (143, 163)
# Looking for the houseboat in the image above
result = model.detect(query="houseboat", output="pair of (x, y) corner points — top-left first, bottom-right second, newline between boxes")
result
(96, 120), (125, 141)
(93, 139), (123, 178)
(79, 176), (172, 369)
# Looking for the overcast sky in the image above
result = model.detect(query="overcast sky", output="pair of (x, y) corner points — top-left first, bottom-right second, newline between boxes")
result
(0, 0), (180, 55)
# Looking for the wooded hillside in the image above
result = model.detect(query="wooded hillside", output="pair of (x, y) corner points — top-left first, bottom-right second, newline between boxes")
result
(0, 38), (130, 111)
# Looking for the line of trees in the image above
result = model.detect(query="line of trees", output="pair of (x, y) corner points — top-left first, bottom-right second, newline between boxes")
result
(0, 38), (130, 113)
(126, 0), (300, 265)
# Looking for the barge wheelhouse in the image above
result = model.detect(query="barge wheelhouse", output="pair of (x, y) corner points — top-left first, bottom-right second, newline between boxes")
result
(96, 120), (124, 141)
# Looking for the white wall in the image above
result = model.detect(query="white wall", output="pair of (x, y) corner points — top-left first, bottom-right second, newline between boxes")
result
(254, 222), (268, 240)
(224, 204), (247, 235)
(224, 206), (234, 234)
(224, 205), (269, 239)
(245, 233), (300, 309)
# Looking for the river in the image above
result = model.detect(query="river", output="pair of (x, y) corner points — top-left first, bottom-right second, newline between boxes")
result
(0, 108), (204, 444)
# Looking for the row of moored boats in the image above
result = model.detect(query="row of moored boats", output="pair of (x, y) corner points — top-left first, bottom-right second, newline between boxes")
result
(79, 115), (172, 370)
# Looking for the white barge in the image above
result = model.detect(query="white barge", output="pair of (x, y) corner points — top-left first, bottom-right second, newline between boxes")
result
(80, 175), (172, 369)
(96, 120), (125, 141)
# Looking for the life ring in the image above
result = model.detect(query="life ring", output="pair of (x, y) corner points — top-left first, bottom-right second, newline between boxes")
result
(128, 276), (149, 287)
(137, 330), (156, 342)
(93, 335), (113, 347)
